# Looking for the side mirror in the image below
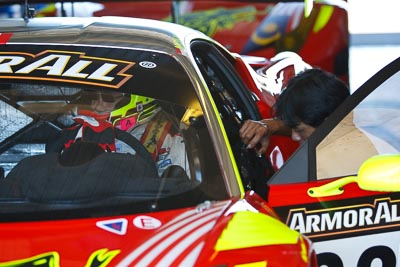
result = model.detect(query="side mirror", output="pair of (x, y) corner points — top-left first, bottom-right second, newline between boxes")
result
(308, 154), (400, 197)
(358, 154), (400, 191)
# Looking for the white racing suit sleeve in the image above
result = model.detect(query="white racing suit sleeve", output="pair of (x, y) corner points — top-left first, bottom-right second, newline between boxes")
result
(115, 124), (189, 177)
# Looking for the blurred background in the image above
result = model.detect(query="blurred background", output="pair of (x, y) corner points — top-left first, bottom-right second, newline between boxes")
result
(348, 0), (400, 91)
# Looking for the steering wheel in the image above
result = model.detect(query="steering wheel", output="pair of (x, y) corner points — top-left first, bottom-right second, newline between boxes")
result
(46, 125), (158, 175)
(114, 128), (157, 173)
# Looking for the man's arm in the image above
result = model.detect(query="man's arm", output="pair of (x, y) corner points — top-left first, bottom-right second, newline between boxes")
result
(239, 119), (291, 155)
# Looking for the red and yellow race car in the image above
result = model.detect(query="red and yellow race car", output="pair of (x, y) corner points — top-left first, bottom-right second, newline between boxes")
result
(0, 16), (316, 267)
(0, 4), (399, 267)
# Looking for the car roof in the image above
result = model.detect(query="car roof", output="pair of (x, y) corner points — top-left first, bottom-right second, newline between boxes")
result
(0, 16), (210, 53)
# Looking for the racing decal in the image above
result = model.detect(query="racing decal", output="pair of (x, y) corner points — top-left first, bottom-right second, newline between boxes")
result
(0, 249), (119, 267)
(0, 33), (12, 44)
(287, 197), (400, 239)
(133, 215), (162, 230)
(315, 232), (399, 267)
(96, 218), (128, 235)
(0, 252), (60, 267)
(274, 194), (400, 267)
(0, 50), (135, 88)
(0, 44), (194, 97)
(117, 201), (230, 267)
(85, 248), (120, 267)
(138, 61), (157, 69)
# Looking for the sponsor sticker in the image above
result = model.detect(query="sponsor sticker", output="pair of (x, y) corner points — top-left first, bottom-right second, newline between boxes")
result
(96, 218), (128, 235)
(0, 50), (135, 88)
(139, 61), (157, 69)
(133, 215), (162, 230)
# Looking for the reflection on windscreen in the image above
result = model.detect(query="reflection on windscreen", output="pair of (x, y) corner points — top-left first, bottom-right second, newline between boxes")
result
(316, 72), (400, 179)
(0, 84), (226, 218)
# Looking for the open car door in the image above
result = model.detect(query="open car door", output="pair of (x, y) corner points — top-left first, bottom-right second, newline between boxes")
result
(266, 57), (400, 266)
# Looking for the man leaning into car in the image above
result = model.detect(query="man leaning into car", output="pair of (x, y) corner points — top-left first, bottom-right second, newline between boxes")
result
(239, 68), (350, 157)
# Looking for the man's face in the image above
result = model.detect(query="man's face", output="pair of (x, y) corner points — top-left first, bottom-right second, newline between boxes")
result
(291, 122), (315, 143)
(90, 93), (124, 114)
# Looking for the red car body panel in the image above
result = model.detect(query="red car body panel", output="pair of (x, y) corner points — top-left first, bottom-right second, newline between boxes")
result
(0, 195), (315, 267)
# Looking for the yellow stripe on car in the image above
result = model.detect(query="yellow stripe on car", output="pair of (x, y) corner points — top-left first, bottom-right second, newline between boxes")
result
(234, 261), (267, 267)
(215, 211), (300, 251)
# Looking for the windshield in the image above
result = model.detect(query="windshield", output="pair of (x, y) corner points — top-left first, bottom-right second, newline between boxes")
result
(0, 48), (228, 220)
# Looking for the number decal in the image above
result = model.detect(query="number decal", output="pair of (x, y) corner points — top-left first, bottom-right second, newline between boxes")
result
(317, 252), (343, 267)
(358, 246), (396, 267)
(317, 246), (397, 267)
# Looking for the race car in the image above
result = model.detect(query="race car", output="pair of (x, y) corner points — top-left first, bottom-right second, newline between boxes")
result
(0, 16), (316, 266)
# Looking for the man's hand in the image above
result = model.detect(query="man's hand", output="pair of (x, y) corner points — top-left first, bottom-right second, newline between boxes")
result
(239, 120), (271, 156)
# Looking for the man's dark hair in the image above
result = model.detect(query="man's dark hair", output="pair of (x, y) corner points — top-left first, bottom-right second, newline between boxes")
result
(274, 68), (350, 128)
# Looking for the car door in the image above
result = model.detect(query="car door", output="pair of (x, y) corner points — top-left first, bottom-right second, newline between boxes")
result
(190, 40), (274, 198)
(266, 57), (400, 266)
